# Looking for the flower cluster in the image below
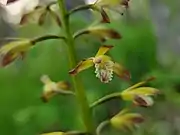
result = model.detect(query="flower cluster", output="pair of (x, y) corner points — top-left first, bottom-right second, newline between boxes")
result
(0, 0), (161, 135)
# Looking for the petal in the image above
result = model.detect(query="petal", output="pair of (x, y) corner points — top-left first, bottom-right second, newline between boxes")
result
(129, 87), (160, 96)
(134, 95), (154, 107)
(69, 58), (94, 75)
(41, 132), (64, 135)
(20, 6), (47, 25)
(40, 75), (52, 84)
(48, 9), (61, 26)
(95, 45), (113, 57)
(110, 109), (144, 131)
(73, 25), (121, 40)
(1, 52), (18, 67)
(41, 90), (56, 103)
(113, 62), (131, 80)
(95, 0), (121, 6)
(125, 77), (155, 91)
(57, 81), (70, 90)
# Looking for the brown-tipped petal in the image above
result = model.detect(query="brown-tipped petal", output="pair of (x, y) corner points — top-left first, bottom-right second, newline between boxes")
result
(48, 10), (61, 27)
(69, 58), (94, 75)
(125, 77), (155, 91)
(113, 62), (131, 80)
(1, 52), (17, 67)
(120, 0), (130, 8)
(134, 95), (154, 107)
(41, 90), (56, 103)
(110, 109), (144, 131)
(95, 45), (113, 57)
(20, 6), (47, 25)
(57, 81), (70, 90)
(100, 8), (110, 23)
(129, 87), (160, 96)
(38, 12), (48, 26)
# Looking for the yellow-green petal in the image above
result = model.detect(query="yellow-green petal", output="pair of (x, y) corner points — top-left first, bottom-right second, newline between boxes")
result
(110, 109), (144, 131)
(69, 58), (94, 75)
(95, 45), (113, 57)
(124, 77), (155, 91)
(41, 132), (64, 135)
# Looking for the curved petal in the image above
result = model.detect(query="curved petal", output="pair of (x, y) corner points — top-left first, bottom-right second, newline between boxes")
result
(69, 58), (94, 75)
(95, 45), (113, 57)
(57, 81), (70, 90)
(113, 62), (131, 80)
(110, 109), (144, 131)
(129, 87), (160, 96)
(125, 77), (155, 91)
(134, 95), (154, 107)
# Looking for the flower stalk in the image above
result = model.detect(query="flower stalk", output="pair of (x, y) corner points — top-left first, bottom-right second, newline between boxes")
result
(58, 0), (95, 134)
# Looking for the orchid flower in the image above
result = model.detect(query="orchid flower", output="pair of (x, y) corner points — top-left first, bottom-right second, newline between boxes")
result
(40, 75), (73, 102)
(110, 109), (144, 131)
(120, 78), (160, 107)
(69, 45), (130, 83)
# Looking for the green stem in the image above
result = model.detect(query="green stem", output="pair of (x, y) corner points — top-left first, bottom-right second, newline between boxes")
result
(67, 4), (93, 17)
(96, 120), (110, 135)
(58, 0), (94, 134)
(90, 92), (121, 108)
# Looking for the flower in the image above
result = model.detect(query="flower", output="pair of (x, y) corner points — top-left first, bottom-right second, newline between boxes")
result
(85, 0), (130, 22)
(1, 0), (58, 25)
(73, 25), (121, 42)
(69, 45), (130, 83)
(120, 78), (160, 107)
(110, 109), (144, 131)
(0, 39), (33, 67)
(40, 75), (72, 102)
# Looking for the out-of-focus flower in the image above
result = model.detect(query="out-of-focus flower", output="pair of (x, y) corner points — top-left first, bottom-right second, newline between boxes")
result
(110, 109), (144, 131)
(74, 25), (121, 42)
(0, 39), (33, 67)
(20, 2), (61, 26)
(40, 75), (73, 102)
(69, 45), (130, 83)
(1, 0), (58, 25)
(120, 78), (160, 107)
(85, 0), (130, 22)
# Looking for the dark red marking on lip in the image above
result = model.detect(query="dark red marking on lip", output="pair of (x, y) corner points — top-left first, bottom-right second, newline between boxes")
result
(7, 0), (19, 4)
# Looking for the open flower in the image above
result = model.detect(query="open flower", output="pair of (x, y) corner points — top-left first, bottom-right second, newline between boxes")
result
(120, 78), (160, 107)
(69, 45), (130, 83)
(85, 0), (130, 22)
(40, 75), (73, 102)
(110, 109), (144, 131)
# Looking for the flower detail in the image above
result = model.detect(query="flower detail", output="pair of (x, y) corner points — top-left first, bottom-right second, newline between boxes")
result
(20, 2), (61, 26)
(85, 0), (131, 22)
(69, 45), (130, 83)
(73, 25), (121, 42)
(0, 39), (33, 67)
(110, 109), (144, 131)
(120, 78), (160, 107)
(40, 75), (73, 102)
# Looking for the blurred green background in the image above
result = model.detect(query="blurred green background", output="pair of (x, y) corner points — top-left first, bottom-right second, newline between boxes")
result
(1, 0), (180, 135)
